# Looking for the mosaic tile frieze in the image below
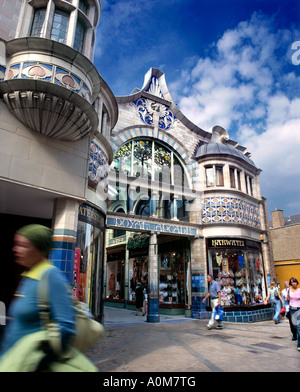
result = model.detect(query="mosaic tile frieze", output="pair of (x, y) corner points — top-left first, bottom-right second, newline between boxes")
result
(202, 196), (261, 228)
(130, 97), (178, 131)
(89, 141), (109, 191)
(4, 62), (92, 102)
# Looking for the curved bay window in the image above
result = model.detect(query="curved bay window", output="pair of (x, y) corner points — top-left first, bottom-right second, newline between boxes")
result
(112, 139), (189, 187)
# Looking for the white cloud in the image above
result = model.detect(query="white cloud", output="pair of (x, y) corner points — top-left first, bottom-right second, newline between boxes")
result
(173, 12), (300, 215)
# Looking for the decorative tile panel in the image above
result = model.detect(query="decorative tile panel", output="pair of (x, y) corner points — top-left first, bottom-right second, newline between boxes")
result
(4, 61), (92, 102)
(130, 98), (178, 131)
(202, 196), (261, 228)
(89, 141), (109, 190)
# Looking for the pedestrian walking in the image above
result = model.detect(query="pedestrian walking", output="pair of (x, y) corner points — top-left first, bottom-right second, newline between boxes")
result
(287, 277), (300, 352)
(264, 280), (282, 324)
(0, 224), (97, 372)
(202, 275), (223, 330)
(135, 282), (145, 316)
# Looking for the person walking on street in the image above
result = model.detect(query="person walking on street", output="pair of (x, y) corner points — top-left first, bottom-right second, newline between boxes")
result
(202, 275), (223, 330)
(0, 224), (97, 372)
(264, 280), (282, 324)
(135, 282), (145, 317)
(287, 277), (300, 352)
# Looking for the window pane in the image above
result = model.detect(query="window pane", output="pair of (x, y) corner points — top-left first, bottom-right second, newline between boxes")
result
(78, 0), (88, 14)
(154, 144), (171, 183)
(216, 166), (224, 186)
(74, 20), (85, 52)
(51, 10), (69, 44)
(230, 168), (236, 188)
(237, 170), (241, 190)
(133, 140), (152, 179)
(113, 141), (132, 175)
(30, 8), (46, 37)
(206, 167), (214, 187)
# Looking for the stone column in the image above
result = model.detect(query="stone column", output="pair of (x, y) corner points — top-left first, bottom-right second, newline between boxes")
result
(50, 198), (79, 284)
(147, 232), (160, 323)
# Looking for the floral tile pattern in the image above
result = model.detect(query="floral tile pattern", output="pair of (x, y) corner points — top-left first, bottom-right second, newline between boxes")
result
(202, 196), (261, 228)
(89, 141), (109, 190)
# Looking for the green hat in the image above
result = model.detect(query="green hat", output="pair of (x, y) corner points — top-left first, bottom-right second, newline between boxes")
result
(16, 224), (53, 256)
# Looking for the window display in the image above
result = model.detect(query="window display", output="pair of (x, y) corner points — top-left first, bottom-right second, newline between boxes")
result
(106, 259), (125, 300)
(158, 251), (185, 306)
(129, 256), (148, 301)
(75, 220), (104, 318)
(208, 244), (266, 307)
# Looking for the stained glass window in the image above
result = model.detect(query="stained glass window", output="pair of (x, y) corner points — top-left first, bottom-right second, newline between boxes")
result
(112, 139), (189, 187)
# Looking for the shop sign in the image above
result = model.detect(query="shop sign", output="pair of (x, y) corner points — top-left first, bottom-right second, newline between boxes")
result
(79, 204), (105, 228)
(208, 238), (245, 248)
(106, 216), (197, 236)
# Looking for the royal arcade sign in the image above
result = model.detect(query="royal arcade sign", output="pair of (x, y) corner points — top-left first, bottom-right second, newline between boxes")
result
(106, 214), (198, 237)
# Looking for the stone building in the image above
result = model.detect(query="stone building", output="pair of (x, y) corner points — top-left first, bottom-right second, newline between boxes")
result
(0, 0), (117, 321)
(0, 1), (275, 323)
(104, 68), (274, 323)
(270, 209), (300, 289)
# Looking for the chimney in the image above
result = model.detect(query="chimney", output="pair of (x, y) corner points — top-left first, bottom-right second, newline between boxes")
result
(271, 209), (285, 228)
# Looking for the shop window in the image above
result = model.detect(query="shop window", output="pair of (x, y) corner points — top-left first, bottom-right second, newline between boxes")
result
(74, 220), (104, 317)
(51, 9), (69, 44)
(208, 247), (265, 306)
(106, 257), (125, 300)
(158, 250), (186, 306)
(129, 256), (148, 302)
(30, 8), (46, 37)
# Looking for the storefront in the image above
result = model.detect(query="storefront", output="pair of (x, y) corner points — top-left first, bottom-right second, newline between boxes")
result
(207, 238), (267, 307)
(74, 204), (105, 321)
(158, 237), (191, 314)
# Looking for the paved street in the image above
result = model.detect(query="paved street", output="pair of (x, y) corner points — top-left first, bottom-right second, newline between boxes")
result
(86, 307), (300, 373)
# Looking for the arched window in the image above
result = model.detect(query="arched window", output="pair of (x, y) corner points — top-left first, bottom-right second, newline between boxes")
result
(112, 139), (190, 188)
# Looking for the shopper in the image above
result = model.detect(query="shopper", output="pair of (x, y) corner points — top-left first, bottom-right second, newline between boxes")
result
(287, 277), (300, 351)
(135, 282), (146, 316)
(264, 280), (282, 324)
(202, 275), (223, 330)
(281, 281), (294, 338)
(0, 224), (97, 371)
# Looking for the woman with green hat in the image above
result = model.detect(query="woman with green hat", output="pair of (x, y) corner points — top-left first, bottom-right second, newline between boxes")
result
(0, 224), (97, 372)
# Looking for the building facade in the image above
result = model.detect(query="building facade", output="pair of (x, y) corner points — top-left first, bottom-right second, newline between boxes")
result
(104, 68), (275, 323)
(0, 0), (117, 321)
(0, 1), (275, 324)
(270, 209), (300, 289)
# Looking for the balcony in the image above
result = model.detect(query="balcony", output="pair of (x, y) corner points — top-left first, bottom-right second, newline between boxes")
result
(0, 37), (101, 141)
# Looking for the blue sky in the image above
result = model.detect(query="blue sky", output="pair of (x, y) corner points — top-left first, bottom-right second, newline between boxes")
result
(95, 0), (300, 218)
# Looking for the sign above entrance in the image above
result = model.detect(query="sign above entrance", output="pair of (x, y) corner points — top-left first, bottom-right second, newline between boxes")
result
(106, 215), (198, 237)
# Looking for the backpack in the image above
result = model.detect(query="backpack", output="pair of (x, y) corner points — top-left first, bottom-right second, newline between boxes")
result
(38, 268), (104, 354)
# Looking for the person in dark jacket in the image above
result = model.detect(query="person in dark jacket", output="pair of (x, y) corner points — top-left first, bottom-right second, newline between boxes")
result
(135, 282), (145, 316)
